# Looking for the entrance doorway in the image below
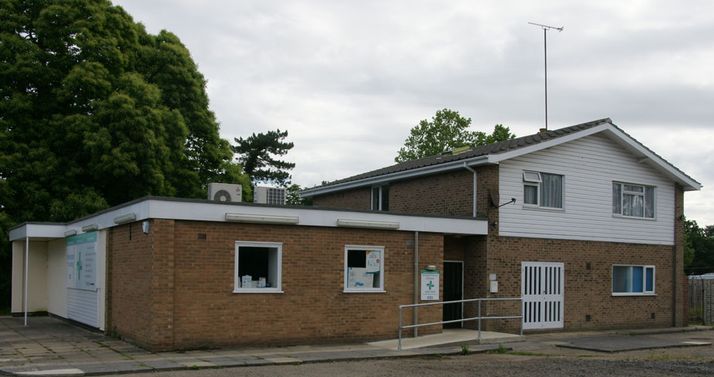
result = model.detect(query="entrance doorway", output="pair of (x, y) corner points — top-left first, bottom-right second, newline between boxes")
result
(521, 261), (564, 330)
(443, 260), (464, 328)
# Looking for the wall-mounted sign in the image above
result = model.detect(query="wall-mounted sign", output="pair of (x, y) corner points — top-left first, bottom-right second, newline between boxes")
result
(66, 232), (97, 291)
(420, 269), (440, 301)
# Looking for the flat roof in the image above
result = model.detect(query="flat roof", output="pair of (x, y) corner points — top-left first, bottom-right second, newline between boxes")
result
(9, 196), (488, 241)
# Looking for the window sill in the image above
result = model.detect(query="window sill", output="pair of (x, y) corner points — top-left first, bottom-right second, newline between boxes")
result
(233, 289), (284, 294)
(612, 214), (657, 221)
(343, 289), (386, 294)
(611, 293), (656, 297)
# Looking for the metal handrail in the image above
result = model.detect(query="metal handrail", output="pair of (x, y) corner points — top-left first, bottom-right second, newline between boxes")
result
(397, 297), (522, 351)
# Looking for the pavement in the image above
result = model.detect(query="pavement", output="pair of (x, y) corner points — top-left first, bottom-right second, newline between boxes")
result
(0, 316), (712, 376)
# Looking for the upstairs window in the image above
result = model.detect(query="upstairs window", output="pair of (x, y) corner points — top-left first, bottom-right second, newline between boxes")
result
(371, 185), (389, 211)
(523, 171), (563, 209)
(612, 182), (655, 219)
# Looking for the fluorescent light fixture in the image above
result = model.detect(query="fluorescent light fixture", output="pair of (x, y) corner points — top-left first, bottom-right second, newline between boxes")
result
(336, 219), (400, 230)
(225, 213), (299, 225)
(64, 229), (78, 237)
(113, 213), (137, 225)
(81, 223), (99, 232)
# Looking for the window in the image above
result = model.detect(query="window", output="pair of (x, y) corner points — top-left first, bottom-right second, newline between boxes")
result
(344, 245), (384, 292)
(522, 171), (563, 209)
(612, 182), (655, 219)
(234, 241), (282, 293)
(612, 265), (655, 295)
(371, 185), (389, 211)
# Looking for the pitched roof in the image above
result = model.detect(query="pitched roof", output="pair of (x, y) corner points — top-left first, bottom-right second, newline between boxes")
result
(302, 118), (701, 196)
(311, 118), (609, 187)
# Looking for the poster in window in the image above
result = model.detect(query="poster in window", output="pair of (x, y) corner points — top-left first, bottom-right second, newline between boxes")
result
(365, 250), (381, 273)
(66, 232), (98, 291)
(348, 267), (374, 288)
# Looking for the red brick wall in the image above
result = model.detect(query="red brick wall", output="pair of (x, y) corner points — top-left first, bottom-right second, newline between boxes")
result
(109, 220), (444, 350)
(389, 171), (473, 216)
(485, 236), (675, 331)
(107, 221), (155, 348)
(311, 167), (497, 218)
(674, 185), (686, 326)
(312, 187), (372, 211)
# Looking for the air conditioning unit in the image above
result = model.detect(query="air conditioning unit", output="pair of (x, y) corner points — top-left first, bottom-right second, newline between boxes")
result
(254, 186), (286, 205)
(208, 183), (242, 203)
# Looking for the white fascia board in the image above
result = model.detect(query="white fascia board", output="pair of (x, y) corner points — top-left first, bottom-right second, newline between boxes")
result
(148, 199), (487, 235)
(67, 201), (151, 234)
(10, 198), (488, 240)
(9, 223), (67, 241)
(602, 127), (702, 191)
(487, 123), (611, 163)
(487, 122), (701, 191)
(301, 156), (490, 197)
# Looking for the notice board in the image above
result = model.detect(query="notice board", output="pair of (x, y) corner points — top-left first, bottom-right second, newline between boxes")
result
(66, 232), (97, 291)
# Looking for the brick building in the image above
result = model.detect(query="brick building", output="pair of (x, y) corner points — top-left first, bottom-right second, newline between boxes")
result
(10, 198), (484, 350)
(302, 119), (700, 331)
(9, 118), (701, 350)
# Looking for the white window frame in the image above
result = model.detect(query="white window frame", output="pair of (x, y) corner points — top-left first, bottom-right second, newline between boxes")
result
(522, 171), (563, 210)
(371, 185), (389, 211)
(611, 264), (655, 296)
(234, 241), (283, 294)
(343, 245), (385, 293)
(612, 182), (656, 220)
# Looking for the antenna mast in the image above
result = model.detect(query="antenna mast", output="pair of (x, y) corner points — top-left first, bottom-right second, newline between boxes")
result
(528, 22), (563, 130)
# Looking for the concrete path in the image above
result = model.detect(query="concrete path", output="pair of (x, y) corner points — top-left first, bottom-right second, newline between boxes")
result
(0, 317), (501, 376)
(1, 316), (711, 376)
(368, 329), (523, 350)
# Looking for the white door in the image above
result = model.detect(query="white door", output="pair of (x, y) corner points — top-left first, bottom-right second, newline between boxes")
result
(521, 261), (564, 330)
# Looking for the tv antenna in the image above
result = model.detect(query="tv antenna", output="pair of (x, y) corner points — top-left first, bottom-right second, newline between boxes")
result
(528, 22), (563, 130)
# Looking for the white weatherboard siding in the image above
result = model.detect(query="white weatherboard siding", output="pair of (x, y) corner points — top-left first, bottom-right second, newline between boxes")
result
(499, 133), (675, 245)
(67, 289), (98, 327)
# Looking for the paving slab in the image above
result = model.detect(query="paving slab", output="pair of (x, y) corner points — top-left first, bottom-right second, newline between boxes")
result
(557, 334), (713, 353)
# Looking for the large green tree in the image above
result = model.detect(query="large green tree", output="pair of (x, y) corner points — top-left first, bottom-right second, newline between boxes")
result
(233, 129), (295, 186)
(0, 0), (249, 309)
(685, 219), (714, 275)
(395, 108), (516, 162)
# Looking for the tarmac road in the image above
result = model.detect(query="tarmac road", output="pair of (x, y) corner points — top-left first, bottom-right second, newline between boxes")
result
(120, 330), (714, 377)
(119, 354), (714, 377)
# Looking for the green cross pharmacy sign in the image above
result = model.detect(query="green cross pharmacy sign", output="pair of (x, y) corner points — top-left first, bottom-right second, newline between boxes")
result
(420, 268), (440, 301)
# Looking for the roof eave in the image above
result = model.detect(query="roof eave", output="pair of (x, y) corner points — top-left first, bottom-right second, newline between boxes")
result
(301, 155), (491, 197)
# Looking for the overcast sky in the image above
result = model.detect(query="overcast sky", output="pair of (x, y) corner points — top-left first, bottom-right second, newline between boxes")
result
(115, 0), (713, 225)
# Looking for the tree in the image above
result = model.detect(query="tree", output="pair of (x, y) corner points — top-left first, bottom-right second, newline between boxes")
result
(0, 0), (249, 309)
(685, 219), (714, 275)
(395, 108), (516, 162)
(233, 129), (295, 186)
(285, 184), (312, 206)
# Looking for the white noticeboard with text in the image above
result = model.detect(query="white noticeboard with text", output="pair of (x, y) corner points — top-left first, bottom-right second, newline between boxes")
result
(420, 270), (440, 301)
(66, 232), (98, 291)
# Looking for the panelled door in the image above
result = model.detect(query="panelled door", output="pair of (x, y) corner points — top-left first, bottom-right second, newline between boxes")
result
(521, 261), (564, 330)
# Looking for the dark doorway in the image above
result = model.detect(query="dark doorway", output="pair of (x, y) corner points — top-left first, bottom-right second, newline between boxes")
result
(443, 261), (464, 328)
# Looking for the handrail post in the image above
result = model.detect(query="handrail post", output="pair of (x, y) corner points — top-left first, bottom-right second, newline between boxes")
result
(520, 298), (524, 336)
(477, 299), (482, 344)
(398, 306), (403, 351)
